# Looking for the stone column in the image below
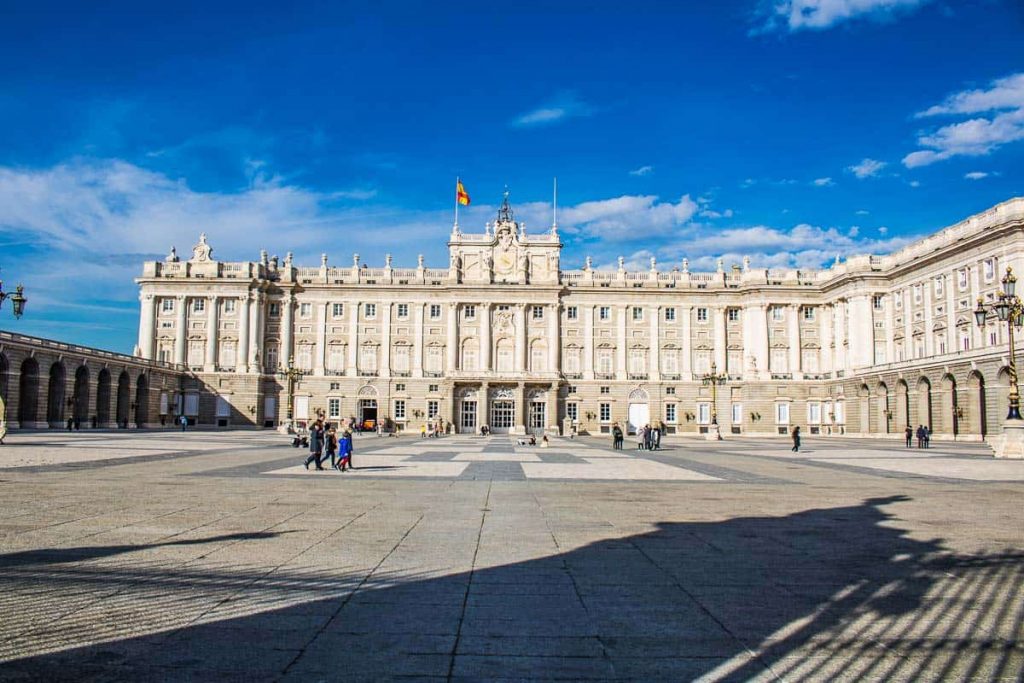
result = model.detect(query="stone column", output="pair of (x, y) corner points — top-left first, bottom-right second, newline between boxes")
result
(413, 302), (424, 377)
(923, 283), (934, 357)
(446, 302), (458, 372)
(820, 304), (834, 375)
(515, 382), (526, 434)
(138, 293), (156, 360)
(835, 299), (848, 372)
(884, 294), (895, 364)
(713, 307), (727, 372)
(616, 305), (627, 380)
(205, 295), (219, 372)
(480, 302), (491, 373)
(347, 301), (360, 377)
(480, 381), (491, 433)
(583, 305), (595, 380)
(247, 292), (262, 373)
(849, 295), (874, 370)
(970, 266), (983, 349)
(903, 290), (914, 360)
(236, 294), (250, 375)
(281, 294), (294, 368)
(515, 304), (527, 372)
(681, 305), (692, 380)
(381, 302), (392, 376)
(546, 382), (558, 434)
(944, 273), (956, 355)
(649, 305), (660, 381)
(174, 295), (188, 366)
(744, 304), (769, 379)
(548, 303), (560, 373)
(787, 304), (801, 379)
(315, 302), (328, 375)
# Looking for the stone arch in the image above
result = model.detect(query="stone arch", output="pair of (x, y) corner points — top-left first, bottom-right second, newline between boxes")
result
(628, 388), (650, 402)
(939, 373), (958, 436)
(18, 357), (40, 426)
(134, 374), (149, 427)
(967, 371), (987, 438)
(875, 382), (890, 434)
(494, 337), (515, 372)
(47, 361), (67, 427)
(0, 351), (8, 406)
(357, 384), (379, 398)
(916, 377), (932, 431)
(857, 383), (871, 434)
(460, 338), (478, 371)
(995, 366), (1012, 424)
(73, 365), (90, 426)
(895, 379), (911, 431)
(529, 339), (547, 372)
(116, 370), (131, 428)
(96, 368), (112, 427)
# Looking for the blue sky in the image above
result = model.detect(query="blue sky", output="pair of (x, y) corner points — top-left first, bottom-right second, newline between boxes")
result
(0, 0), (1022, 352)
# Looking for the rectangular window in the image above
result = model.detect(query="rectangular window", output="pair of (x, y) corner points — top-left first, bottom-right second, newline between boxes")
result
(632, 307), (643, 321)
(268, 302), (279, 316)
(567, 306), (578, 321)
(727, 309), (739, 322)
(913, 285), (922, 304)
(427, 400), (439, 419)
(394, 400), (406, 420)
(665, 404), (677, 423)
(597, 349), (613, 375)
(328, 398), (341, 419)
(464, 304), (476, 320)
(428, 384), (439, 393)
(984, 258), (996, 281)
(599, 403), (611, 422)
(731, 403), (742, 425)
(665, 307), (676, 322)
(958, 269), (969, 290)
(807, 402), (821, 424)
(364, 303), (377, 319)
(600, 386), (610, 394)
(330, 382), (341, 390)
(697, 308), (708, 322)
(872, 296), (883, 310)
(665, 387), (675, 395)
(771, 306), (784, 322)
(894, 293), (902, 310)
(803, 307), (815, 321)
(775, 402), (790, 425)
(430, 304), (442, 319)
(223, 299), (236, 314)
(567, 402), (579, 422)
(395, 383), (406, 392)
(300, 303), (312, 318)
(193, 299), (206, 313)
(329, 303), (342, 317)
(532, 305), (544, 320)
(934, 278), (944, 296)
(697, 403), (710, 425)
(161, 298), (175, 313)
(599, 306), (611, 321)
(393, 303), (406, 318)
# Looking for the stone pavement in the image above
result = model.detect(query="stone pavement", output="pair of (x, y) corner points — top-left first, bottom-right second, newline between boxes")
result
(0, 431), (1022, 681)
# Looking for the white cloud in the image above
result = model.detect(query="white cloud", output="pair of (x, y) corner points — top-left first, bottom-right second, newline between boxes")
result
(813, 177), (834, 186)
(878, 226), (888, 234)
(629, 165), (654, 177)
(847, 158), (887, 178)
(903, 73), (1024, 167)
(511, 93), (593, 128)
(752, 0), (930, 34)
(964, 171), (989, 180)
(855, 209), (870, 215)
(908, 180), (921, 187)
(560, 194), (699, 241)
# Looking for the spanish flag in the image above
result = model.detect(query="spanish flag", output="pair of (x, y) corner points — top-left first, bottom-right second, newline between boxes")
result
(456, 180), (471, 206)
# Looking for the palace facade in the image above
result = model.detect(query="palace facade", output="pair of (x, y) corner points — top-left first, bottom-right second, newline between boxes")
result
(119, 195), (1022, 439)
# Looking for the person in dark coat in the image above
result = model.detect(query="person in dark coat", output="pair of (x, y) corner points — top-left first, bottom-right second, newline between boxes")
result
(304, 420), (325, 470)
(611, 423), (623, 450)
(905, 425), (913, 448)
(325, 427), (338, 469)
(791, 426), (801, 452)
(915, 425), (925, 449)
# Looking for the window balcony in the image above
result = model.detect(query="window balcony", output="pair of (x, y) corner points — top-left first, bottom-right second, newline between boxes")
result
(424, 371), (444, 378)
(595, 373), (615, 380)
(628, 373), (649, 381)
(770, 373), (793, 380)
(661, 373), (680, 381)
(393, 371), (411, 377)
(562, 372), (583, 380)
(358, 370), (378, 377)
(325, 369), (346, 376)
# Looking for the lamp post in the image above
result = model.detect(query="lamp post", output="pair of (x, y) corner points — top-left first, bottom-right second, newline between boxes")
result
(974, 266), (1024, 458)
(277, 356), (303, 433)
(700, 361), (727, 441)
(0, 268), (27, 319)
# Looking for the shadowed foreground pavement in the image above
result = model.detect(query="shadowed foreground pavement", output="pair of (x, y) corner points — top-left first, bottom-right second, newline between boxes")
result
(0, 432), (1022, 681)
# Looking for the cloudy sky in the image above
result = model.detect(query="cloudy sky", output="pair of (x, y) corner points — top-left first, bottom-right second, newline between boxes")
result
(0, 0), (1022, 352)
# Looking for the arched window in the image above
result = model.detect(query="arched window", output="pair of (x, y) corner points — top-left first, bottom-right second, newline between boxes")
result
(496, 339), (514, 372)
(530, 342), (546, 372)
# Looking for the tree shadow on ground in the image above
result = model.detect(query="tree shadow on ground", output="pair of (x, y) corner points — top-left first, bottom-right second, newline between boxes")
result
(0, 496), (1021, 681)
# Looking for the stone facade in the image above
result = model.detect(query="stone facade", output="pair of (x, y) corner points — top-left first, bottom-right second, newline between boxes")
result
(6, 195), (1024, 440)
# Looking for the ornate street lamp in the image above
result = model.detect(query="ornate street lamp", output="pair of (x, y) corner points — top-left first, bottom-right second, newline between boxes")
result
(277, 356), (303, 433)
(700, 361), (728, 440)
(0, 268), (27, 319)
(974, 267), (1024, 422)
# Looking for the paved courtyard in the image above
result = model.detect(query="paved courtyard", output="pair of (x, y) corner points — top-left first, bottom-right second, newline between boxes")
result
(0, 431), (1022, 682)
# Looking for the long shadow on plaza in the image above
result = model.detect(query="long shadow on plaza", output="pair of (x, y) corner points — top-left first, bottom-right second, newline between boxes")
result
(1, 496), (1021, 681)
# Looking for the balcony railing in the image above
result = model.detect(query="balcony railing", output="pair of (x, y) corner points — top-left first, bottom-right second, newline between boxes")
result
(562, 373), (583, 380)
(424, 371), (444, 378)
(628, 374), (649, 381)
(325, 369), (346, 376)
(661, 373), (681, 381)
(595, 373), (615, 380)
(770, 373), (793, 380)
(358, 370), (378, 377)
(393, 371), (411, 377)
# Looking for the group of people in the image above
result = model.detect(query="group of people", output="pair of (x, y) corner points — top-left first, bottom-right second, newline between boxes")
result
(420, 420), (453, 438)
(609, 422), (664, 450)
(907, 424), (931, 448)
(302, 420), (355, 472)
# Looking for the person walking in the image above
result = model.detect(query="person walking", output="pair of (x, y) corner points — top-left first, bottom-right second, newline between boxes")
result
(338, 430), (354, 471)
(916, 425), (925, 449)
(923, 425), (931, 448)
(652, 424), (662, 451)
(325, 427), (338, 469)
(304, 420), (325, 470)
(905, 425), (913, 448)
(179, 414), (188, 431)
(612, 423), (623, 450)
(791, 426), (801, 452)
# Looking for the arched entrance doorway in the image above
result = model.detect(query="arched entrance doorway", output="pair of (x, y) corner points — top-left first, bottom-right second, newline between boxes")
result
(940, 374), (957, 437)
(356, 385), (378, 430)
(457, 388), (478, 434)
(967, 371), (987, 439)
(47, 362), (66, 428)
(627, 388), (650, 436)
(489, 386), (515, 434)
(18, 358), (39, 427)
(96, 369), (111, 426)
(134, 374), (149, 427)
(857, 384), (870, 434)
(875, 382), (890, 434)
(916, 377), (932, 432)
(116, 371), (130, 428)
(527, 388), (548, 435)
(895, 379), (910, 431)
(73, 366), (90, 427)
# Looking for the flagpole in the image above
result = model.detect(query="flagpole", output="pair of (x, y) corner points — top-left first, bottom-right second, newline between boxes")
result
(454, 176), (459, 229)
(552, 177), (558, 230)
